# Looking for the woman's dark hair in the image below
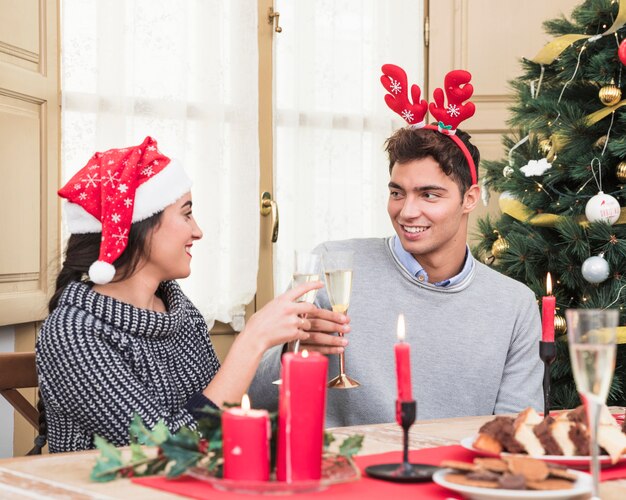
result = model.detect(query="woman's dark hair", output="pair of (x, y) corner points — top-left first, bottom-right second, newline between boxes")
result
(384, 127), (480, 196)
(32, 212), (164, 453)
(48, 211), (163, 313)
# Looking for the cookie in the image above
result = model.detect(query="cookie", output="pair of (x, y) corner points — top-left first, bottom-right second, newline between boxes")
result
(547, 467), (577, 481)
(474, 457), (509, 472)
(527, 478), (575, 490)
(444, 473), (499, 489)
(505, 456), (550, 481)
(440, 460), (478, 472)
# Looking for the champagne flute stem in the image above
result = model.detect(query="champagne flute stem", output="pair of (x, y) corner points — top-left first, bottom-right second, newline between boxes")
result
(338, 332), (346, 375)
(587, 398), (601, 499)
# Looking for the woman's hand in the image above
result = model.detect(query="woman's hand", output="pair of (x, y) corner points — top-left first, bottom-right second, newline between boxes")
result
(241, 280), (324, 353)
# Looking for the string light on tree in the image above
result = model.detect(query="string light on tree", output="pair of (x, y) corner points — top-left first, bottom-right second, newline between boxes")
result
(581, 252), (610, 284)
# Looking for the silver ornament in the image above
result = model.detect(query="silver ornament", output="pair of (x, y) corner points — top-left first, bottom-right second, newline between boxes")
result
(503, 166), (514, 178)
(581, 254), (610, 283)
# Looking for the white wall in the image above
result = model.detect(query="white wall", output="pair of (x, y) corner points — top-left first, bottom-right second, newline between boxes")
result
(0, 326), (15, 458)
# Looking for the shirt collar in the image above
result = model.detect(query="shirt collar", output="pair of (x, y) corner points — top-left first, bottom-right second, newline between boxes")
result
(392, 235), (473, 287)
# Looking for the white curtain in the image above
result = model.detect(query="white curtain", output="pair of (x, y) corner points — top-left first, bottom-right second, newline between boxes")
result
(61, 0), (259, 330)
(273, 0), (424, 292)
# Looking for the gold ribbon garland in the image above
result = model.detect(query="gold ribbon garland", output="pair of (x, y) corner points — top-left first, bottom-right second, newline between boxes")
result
(532, 0), (626, 65)
(499, 196), (626, 227)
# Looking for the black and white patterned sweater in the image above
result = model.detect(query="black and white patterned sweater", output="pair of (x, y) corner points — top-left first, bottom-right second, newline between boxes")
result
(36, 280), (220, 453)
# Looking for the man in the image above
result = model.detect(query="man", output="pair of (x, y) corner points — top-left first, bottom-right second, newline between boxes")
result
(250, 126), (543, 427)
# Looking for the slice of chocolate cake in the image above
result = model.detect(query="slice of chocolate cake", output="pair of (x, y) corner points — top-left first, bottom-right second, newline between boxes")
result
(533, 416), (563, 455)
(474, 416), (525, 454)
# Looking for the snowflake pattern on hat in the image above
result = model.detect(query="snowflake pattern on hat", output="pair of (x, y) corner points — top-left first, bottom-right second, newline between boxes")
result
(58, 136), (191, 284)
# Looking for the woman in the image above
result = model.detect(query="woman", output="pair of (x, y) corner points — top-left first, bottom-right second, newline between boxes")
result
(35, 137), (320, 453)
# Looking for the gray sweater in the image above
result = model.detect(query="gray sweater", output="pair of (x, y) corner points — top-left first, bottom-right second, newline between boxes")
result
(249, 237), (543, 427)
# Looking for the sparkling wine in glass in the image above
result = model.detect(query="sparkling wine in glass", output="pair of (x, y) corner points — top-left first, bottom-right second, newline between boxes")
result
(291, 251), (321, 353)
(323, 251), (360, 389)
(272, 251), (321, 385)
(566, 308), (618, 500)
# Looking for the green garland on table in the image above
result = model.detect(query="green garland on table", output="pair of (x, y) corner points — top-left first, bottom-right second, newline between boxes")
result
(90, 406), (364, 483)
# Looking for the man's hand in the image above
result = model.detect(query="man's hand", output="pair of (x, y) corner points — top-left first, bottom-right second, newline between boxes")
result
(298, 308), (350, 355)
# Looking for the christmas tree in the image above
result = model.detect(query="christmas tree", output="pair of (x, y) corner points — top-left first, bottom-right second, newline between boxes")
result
(475, 0), (626, 409)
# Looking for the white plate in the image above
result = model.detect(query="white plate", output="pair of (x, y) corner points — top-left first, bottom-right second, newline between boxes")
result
(460, 435), (626, 468)
(432, 468), (592, 500)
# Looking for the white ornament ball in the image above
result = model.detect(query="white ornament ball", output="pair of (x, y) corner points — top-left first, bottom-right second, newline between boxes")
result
(581, 255), (610, 283)
(585, 191), (621, 225)
(502, 166), (514, 178)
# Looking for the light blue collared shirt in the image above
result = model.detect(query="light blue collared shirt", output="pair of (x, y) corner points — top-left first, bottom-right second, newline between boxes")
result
(392, 235), (474, 287)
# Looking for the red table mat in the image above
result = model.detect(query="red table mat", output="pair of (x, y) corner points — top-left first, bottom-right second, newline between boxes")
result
(132, 445), (626, 499)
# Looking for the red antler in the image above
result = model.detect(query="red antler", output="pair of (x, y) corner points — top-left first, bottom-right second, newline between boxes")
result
(380, 64), (428, 126)
(428, 70), (475, 135)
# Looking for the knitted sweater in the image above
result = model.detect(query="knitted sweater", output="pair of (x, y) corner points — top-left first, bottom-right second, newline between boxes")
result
(250, 237), (543, 427)
(36, 280), (219, 453)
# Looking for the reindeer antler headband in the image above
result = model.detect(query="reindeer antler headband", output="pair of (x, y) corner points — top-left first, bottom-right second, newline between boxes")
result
(381, 64), (478, 185)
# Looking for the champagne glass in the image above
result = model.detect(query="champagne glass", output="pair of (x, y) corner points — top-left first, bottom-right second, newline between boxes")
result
(323, 251), (360, 389)
(272, 251), (321, 385)
(291, 251), (321, 353)
(565, 308), (618, 500)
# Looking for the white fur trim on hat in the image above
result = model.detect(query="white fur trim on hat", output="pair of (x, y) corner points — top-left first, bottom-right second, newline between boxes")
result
(89, 260), (116, 284)
(64, 159), (192, 234)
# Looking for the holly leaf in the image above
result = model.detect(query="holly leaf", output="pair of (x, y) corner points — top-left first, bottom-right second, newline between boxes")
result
(323, 431), (336, 450)
(130, 442), (148, 463)
(160, 427), (204, 478)
(90, 435), (124, 482)
(338, 435), (364, 458)
(129, 414), (171, 446)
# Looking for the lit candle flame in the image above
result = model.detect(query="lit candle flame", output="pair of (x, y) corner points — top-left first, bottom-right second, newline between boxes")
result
(397, 314), (406, 342)
(546, 272), (553, 295)
(241, 393), (251, 412)
(302, 349), (309, 358)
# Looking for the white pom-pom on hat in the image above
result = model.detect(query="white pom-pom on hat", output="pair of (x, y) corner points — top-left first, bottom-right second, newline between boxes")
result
(89, 260), (116, 284)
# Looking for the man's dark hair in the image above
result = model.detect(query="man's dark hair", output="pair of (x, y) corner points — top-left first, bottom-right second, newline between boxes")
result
(384, 127), (480, 195)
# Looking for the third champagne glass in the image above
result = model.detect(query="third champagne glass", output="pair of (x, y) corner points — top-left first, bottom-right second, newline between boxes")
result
(566, 308), (618, 500)
(323, 250), (360, 389)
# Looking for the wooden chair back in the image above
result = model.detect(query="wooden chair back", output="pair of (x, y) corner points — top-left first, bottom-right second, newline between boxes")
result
(0, 352), (39, 430)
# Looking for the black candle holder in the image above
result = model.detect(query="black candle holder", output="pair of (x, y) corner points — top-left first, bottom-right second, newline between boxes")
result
(364, 400), (439, 482)
(539, 341), (557, 418)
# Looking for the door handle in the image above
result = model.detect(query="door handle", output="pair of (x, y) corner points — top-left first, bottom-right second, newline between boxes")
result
(260, 191), (279, 242)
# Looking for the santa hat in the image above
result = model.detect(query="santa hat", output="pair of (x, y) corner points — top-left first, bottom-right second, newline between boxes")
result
(58, 136), (192, 284)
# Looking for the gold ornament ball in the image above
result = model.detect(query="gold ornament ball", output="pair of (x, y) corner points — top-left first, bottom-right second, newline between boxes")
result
(539, 139), (552, 156)
(617, 161), (626, 183)
(554, 314), (566, 336)
(599, 84), (622, 106)
(492, 235), (509, 259)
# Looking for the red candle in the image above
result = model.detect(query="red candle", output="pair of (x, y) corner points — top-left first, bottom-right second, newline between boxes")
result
(222, 394), (271, 481)
(276, 350), (328, 482)
(541, 273), (556, 343)
(395, 314), (412, 402)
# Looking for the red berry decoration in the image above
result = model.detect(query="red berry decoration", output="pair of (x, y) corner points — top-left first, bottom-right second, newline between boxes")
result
(619, 39), (626, 66)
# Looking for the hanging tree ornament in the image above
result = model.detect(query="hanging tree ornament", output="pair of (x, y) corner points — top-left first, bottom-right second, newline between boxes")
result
(491, 230), (509, 259)
(585, 191), (621, 224)
(619, 38), (626, 66)
(502, 165), (514, 178)
(599, 83), (622, 106)
(585, 158), (621, 224)
(581, 253), (610, 284)
(616, 161), (626, 182)
(554, 313), (567, 336)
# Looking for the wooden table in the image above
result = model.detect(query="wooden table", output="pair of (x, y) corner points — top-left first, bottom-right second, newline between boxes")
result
(1, 413), (625, 499)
